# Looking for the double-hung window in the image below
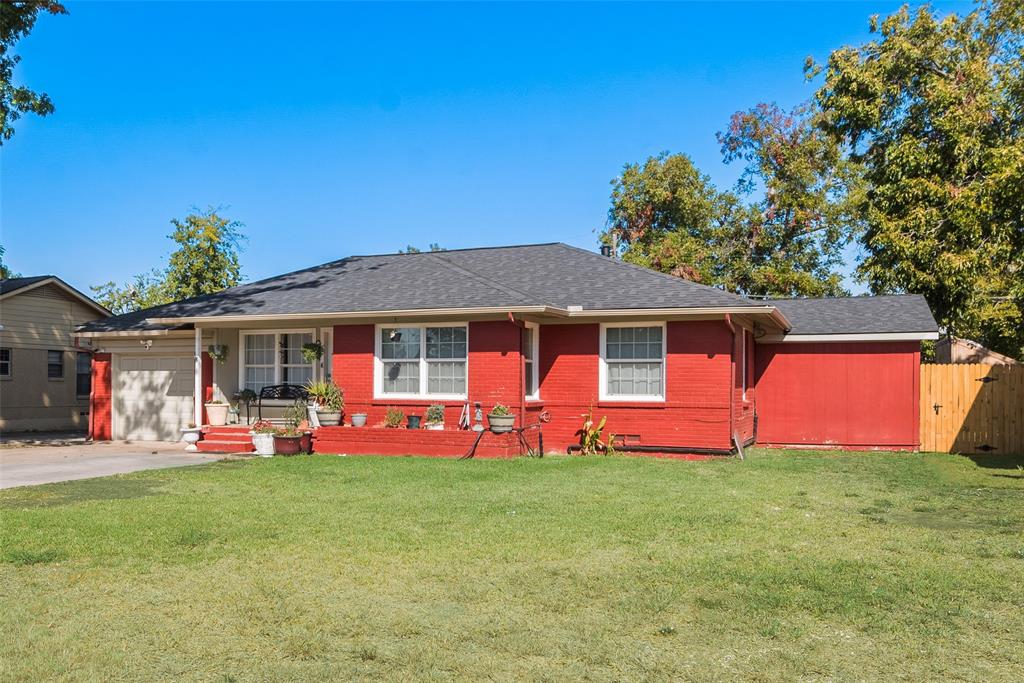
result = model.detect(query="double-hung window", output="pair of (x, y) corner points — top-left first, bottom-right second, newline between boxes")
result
(47, 350), (64, 379)
(377, 324), (467, 398)
(76, 352), (92, 397)
(600, 323), (665, 401)
(241, 331), (315, 392)
(0, 348), (10, 378)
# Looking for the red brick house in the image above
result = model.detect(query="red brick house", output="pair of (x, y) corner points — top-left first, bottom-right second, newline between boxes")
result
(76, 243), (938, 455)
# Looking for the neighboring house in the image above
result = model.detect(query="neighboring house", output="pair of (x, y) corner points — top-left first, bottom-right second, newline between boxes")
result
(76, 243), (939, 453)
(935, 336), (1018, 365)
(0, 276), (110, 433)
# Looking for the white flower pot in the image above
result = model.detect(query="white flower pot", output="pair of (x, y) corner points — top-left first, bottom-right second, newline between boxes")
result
(181, 428), (201, 452)
(205, 403), (229, 426)
(350, 413), (367, 427)
(426, 422), (444, 431)
(487, 413), (515, 433)
(251, 432), (275, 457)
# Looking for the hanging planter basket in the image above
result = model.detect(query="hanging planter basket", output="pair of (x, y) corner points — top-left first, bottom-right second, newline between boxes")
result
(207, 344), (229, 365)
(302, 341), (324, 364)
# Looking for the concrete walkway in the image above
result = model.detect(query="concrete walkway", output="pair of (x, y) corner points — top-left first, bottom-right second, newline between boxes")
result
(0, 441), (221, 489)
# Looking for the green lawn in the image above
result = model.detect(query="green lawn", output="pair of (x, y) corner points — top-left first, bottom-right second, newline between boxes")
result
(2, 450), (1022, 682)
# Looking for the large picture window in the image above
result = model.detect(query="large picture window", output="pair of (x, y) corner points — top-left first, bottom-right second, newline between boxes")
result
(241, 330), (314, 392)
(377, 324), (467, 398)
(600, 323), (665, 401)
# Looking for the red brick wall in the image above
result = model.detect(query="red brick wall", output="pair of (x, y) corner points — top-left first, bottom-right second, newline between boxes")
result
(755, 341), (921, 449)
(535, 320), (735, 452)
(332, 321), (524, 429)
(90, 353), (112, 441)
(327, 319), (738, 454)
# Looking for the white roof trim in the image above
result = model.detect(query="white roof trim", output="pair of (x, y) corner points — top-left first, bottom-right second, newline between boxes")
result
(1, 276), (110, 316)
(760, 331), (940, 343)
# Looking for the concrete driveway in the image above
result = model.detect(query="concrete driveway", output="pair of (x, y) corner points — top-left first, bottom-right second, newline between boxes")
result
(0, 441), (221, 489)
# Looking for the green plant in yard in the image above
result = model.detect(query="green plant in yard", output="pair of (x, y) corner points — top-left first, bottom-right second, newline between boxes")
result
(425, 404), (445, 424)
(282, 399), (308, 429)
(489, 403), (511, 417)
(305, 380), (343, 412)
(384, 407), (404, 428)
(575, 406), (607, 455)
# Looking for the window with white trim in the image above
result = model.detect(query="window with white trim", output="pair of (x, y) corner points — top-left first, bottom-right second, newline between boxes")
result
(377, 325), (467, 398)
(523, 323), (539, 400)
(601, 324), (665, 400)
(242, 331), (314, 392)
(741, 329), (747, 400)
(0, 348), (10, 378)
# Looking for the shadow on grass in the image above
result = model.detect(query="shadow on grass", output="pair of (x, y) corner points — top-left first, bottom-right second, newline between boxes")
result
(0, 477), (167, 509)
(964, 453), (1024, 470)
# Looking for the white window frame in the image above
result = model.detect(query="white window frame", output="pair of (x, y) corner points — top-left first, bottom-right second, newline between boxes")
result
(523, 322), (540, 401)
(374, 323), (469, 400)
(238, 328), (316, 393)
(598, 322), (666, 402)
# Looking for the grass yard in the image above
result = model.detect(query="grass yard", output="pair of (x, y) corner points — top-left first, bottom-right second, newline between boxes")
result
(1, 450), (1022, 682)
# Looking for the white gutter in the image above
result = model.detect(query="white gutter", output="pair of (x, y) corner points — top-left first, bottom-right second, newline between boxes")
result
(760, 331), (940, 343)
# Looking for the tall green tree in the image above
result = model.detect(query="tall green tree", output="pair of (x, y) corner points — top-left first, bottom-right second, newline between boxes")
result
(1, 1), (67, 142)
(90, 269), (169, 316)
(812, 0), (1024, 357)
(602, 130), (852, 297)
(163, 208), (245, 300)
(90, 209), (246, 314)
(0, 245), (21, 279)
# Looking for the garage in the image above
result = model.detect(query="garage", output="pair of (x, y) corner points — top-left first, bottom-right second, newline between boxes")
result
(112, 355), (195, 441)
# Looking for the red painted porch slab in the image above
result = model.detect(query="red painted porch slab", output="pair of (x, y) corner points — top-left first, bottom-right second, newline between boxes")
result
(313, 426), (520, 458)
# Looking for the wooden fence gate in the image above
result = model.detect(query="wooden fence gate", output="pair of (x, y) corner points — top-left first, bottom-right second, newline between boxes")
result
(920, 364), (1023, 454)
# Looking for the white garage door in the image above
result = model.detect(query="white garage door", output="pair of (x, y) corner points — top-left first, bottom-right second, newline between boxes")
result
(114, 355), (195, 441)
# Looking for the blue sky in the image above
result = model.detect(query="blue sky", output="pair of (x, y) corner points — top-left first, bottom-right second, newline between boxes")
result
(3, 1), (973, 295)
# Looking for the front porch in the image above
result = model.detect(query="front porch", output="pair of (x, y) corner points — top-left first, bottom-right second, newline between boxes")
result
(195, 423), (525, 458)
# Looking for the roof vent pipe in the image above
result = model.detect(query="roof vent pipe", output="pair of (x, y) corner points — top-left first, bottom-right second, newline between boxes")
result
(599, 245), (613, 258)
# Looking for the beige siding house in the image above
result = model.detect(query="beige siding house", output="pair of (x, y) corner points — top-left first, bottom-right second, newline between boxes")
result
(0, 276), (110, 432)
(935, 336), (1019, 366)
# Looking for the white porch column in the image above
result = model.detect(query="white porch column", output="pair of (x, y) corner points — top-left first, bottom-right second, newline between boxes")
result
(194, 326), (203, 426)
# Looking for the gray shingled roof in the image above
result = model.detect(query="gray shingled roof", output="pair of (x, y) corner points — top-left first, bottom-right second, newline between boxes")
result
(771, 295), (938, 335)
(75, 243), (939, 336)
(0, 275), (51, 296)
(78, 243), (762, 333)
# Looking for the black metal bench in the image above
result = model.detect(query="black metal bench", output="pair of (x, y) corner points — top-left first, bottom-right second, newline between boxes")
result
(257, 384), (309, 421)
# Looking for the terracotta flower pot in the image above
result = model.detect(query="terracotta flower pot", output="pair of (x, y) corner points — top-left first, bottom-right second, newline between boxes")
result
(273, 434), (303, 455)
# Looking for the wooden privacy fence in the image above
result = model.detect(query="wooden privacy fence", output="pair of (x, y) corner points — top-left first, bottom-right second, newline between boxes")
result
(920, 364), (1023, 454)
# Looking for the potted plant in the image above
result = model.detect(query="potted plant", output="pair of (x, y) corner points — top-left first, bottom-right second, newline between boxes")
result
(487, 404), (515, 433)
(424, 404), (445, 430)
(301, 341), (324, 364)
(350, 412), (368, 427)
(273, 426), (305, 455)
(181, 422), (201, 451)
(306, 380), (343, 426)
(207, 344), (229, 364)
(384, 407), (404, 428)
(205, 399), (229, 426)
(250, 420), (276, 457)
(283, 400), (313, 453)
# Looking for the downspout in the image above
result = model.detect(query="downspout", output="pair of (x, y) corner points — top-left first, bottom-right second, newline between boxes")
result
(508, 312), (526, 445)
(724, 313), (737, 453)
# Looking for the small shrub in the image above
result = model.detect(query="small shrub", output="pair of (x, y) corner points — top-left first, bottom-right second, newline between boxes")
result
(425, 404), (445, 424)
(306, 380), (344, 411)
(384, 408), (404, 428)
(575, 406), (607, 455)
